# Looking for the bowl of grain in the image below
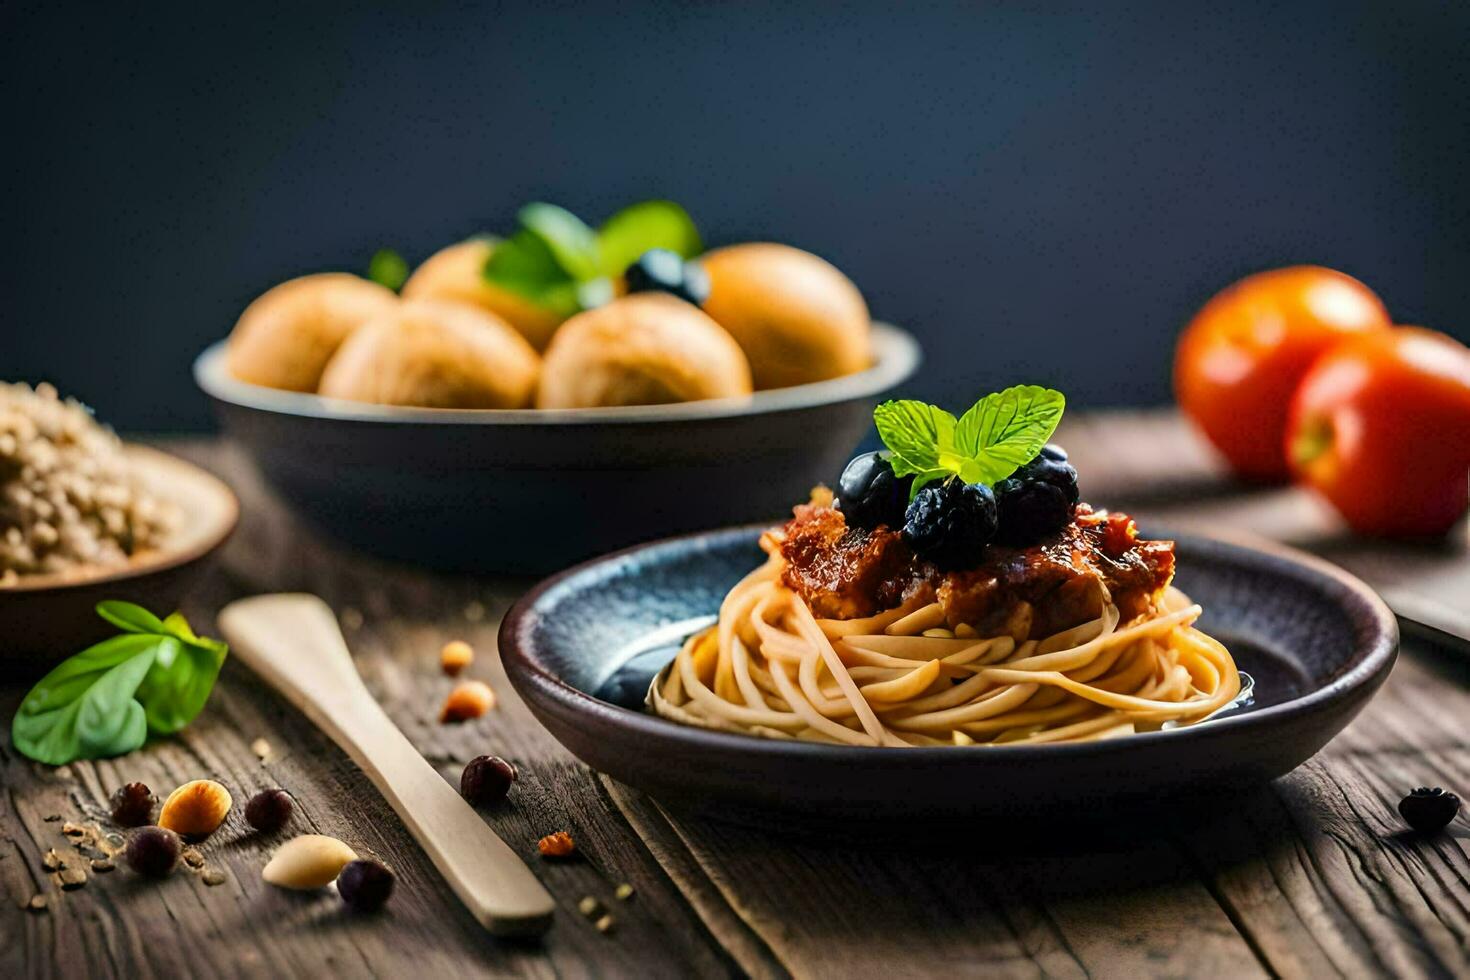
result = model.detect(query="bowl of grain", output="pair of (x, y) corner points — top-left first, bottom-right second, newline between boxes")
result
(0, 383), (238, 670)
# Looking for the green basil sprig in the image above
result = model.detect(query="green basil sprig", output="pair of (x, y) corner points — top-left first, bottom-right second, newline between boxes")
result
(482, 200), (701, 315)
(11, 602), (229, 766)
(367, 248), (410, 291)
(874, 385), (1066, 499)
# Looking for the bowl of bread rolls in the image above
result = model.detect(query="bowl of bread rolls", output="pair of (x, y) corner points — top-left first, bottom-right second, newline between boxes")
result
(195, 201), (920, 572)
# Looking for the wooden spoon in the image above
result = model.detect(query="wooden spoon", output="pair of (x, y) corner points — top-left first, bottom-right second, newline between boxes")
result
(218, 593), (555, 937)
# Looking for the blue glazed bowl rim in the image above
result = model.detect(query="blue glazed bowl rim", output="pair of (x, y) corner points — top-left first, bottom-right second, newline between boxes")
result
(193, 322), (921, 426)
(501, 524), (1399, 763)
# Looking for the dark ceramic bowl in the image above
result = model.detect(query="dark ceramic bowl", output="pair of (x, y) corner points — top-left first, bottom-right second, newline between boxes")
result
(194, 325), (919, 574)
(0, 446), (238, 676)
(501, 526), (1399, 826)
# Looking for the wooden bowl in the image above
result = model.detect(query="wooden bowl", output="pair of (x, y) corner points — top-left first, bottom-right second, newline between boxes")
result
(194, 323), (920, 574)
(500, 526), (1399, 828)
(0, 445), (239, 673)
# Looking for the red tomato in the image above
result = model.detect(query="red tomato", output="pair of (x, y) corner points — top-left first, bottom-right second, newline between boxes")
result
(1174, 266), (1391, 481)
(1287, 327), (1470, 536)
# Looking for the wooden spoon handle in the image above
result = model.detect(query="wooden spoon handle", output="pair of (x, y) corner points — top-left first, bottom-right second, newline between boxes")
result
(218, 594), (555, 937)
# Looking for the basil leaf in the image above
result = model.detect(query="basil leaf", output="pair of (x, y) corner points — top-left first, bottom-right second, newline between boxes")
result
(518, 203), (602, 281)
(367, 248), (409, 291)
(596, 200), (702, 277)
(96, 600), (167, 635)
(12, 636), (161, 765)
(874, 400), (959, 498)
(135, 635), (226, 735)
(10, 605), (229, 766)
(953, 385), (1066, 485)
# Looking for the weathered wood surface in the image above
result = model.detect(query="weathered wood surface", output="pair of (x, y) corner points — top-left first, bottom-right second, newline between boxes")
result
(2, 426), (1467, 979)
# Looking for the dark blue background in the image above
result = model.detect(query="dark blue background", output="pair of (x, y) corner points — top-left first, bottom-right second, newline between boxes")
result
(5, 1), (1468, 430)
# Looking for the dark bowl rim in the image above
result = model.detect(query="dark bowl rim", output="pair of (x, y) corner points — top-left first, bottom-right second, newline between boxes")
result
(0, 444), (240, 596)
(193, 322), (921, 426)
(500, 523), (1400, 764)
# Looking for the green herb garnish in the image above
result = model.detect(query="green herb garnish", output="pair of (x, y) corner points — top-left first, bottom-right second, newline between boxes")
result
(11, 602), (228, 766)
(482, 199), (701, 314)
(874, 385), (1066, 499)
(367, 248), (410, 291)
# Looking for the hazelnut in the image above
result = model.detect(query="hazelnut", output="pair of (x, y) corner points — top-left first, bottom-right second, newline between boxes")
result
(338, 859), (395, 911)
(262, 834), (358, 890)
(109, 782), (156, 827)
(124, 827), (181, 877)
(158, 780), (232, 839)
(537, 831), (576, 859)
(440, 640), (474, 676)
(440, 680), (495, 723)
(245, 789), (294, 833)
(460, 756), (516, 806)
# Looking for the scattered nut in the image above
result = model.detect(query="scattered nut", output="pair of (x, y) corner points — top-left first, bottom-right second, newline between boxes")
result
(440, 680), (495, 723)
(440, 640), (475, 676)
(90, 858), (114, 873)
(338, 859), (395, 911)
(595, 914), (616, 934)
(27, 894), (48, 913)
(124, 827), (181, 878)
(59, 867), (87, 890)
(103, 833), (125, 851)
(460, 756), (516, 806)
(201, 868), (228, 887)
(245, 789), (294, 833)
(250, 738), (273, 762)
(41, 849), (63, 872)
(158, 779), (232, 838)
(61, 821), (85, 838)
(262, 834), (358, 890)
(109, 782), (156, 827)
(537, 831), (576, 859)
(578, 895), (605, 919)
(182, 847), (206, 870)
(614, 882), (635, 901)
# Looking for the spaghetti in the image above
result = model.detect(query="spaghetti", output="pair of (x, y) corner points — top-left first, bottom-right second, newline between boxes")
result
(650, 535), (1241, 747)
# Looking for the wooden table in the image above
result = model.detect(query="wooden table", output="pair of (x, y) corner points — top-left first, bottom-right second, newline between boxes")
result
(3, 425), (1468, 979)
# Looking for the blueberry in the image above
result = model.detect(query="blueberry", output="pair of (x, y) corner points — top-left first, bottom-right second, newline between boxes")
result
(624, 249), (710, 305)
(993, 448), (1079, 546)
(837, 452), (913, 530)
(1398, 786), (1460, 834)
(902, 480), (998, 570)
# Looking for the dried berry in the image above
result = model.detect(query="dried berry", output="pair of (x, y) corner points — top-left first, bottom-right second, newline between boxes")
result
(537, 831), (576, 859)
(109, 782), (156, 827)
(124, 827), (181, 878)
(1399, 786), (1461, 834)
(337, 859), (395, 912)
(245, 789), (294, 833)
(460, 756), (517, 807)
(440, 680), (495, 722)
(158, 779), (232, 839)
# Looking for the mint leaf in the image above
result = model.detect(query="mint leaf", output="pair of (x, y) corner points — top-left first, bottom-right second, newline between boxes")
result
(518, 203), (602, 281)
(597, 200), (702, 277)
(367, 248), (410, 291)
(952, 385), (1065, 484)
(10, 605), (229, 766)
(482, 227), (582, 314)
(874, 400), (959, 497)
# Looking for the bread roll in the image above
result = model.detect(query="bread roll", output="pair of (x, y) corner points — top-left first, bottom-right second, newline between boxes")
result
(318, 299), (539, 409)
(401, 238), (566, 351)
(536, 294), (752, 409)
(226, 273), (398, 392)
(700, 243), (871, 389)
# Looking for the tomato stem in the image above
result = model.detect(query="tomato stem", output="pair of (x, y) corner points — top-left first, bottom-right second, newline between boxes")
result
(1290, 415), (1335, 469)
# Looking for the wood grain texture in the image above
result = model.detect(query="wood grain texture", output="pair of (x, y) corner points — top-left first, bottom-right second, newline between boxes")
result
(1, 429), (1467, 979)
